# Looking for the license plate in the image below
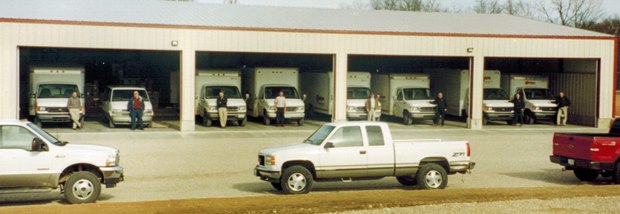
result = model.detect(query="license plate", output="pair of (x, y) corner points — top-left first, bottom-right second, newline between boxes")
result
(568, 159), (575, 165)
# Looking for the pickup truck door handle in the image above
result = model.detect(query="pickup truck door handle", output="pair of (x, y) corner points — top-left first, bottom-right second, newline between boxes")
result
(359, 150), (366, 155)
(56, 155), (65, 158)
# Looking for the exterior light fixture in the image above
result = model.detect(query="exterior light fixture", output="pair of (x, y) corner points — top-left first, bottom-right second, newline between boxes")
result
(171, 40), (179, 47)
(466, 48), (474, 53)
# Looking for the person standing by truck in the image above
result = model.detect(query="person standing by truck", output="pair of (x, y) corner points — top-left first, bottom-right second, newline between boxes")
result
(216, 91), (228, 128)
(511, 93), (525, 126)
(127, 91), (145, 130)
(432, 92), (447, 127)
(67, 91), (82, 130)
(274, 91), (286, 127)
(554, 91), (571, 126)
(366, 93), (380, 121)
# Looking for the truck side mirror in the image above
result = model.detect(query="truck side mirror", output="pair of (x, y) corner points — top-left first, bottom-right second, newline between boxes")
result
(244, 93), (250, 101)
(81, 93), (86, 98)
(31, 93), (36, 98)
(31, 137), (48, 152)
(302, 94), (307, 101)
(324, 142), (335, 149)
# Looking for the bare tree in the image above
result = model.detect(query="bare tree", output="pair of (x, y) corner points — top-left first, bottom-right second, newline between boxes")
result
(223, 0), (237, 4)
(538, 0), (604, 28)
(339, 1), (371, 10)
(473, 0), (504, 14)
(369, 0), (445, 12)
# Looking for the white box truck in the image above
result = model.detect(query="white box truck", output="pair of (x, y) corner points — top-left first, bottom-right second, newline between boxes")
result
(299, 71), (380, 120)
(429, 69), (514, 125)
(242, 67), (305, 125)
(29, 66), (85, 127)
(195, 70), (247, 127)
(501, 74), (557, 124)
(371, 73), (435, 125)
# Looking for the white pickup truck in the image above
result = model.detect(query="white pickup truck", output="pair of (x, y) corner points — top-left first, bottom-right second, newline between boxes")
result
(0, 119), (123, 204)
(254, 122), (475, 194)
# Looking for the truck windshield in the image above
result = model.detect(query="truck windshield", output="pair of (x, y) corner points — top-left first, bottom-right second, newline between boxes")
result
(403, 88), (432, 100)
(205, 86), (242, 99)
(523, 89), (555, 100)
(304, 125), (335, 145)
(264, 86), (299, 99)
(347, 87), (371, 99)
(484, 88), (510, 100)
(27, 123), (63, 146)
(112, 90), (150, 102)
(37, 84), (78, 98)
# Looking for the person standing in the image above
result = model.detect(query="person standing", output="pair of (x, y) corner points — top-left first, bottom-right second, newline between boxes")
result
(67, 91), (82, 130)
(216, 91), (228, 128)
(127, 91), (145, 130)
(274, 91), (286, 127)
(432, 92), (447, 127)
(366, 93), (380, 121)
(555, 91), (571, 126)
(511, 93), (525, 126)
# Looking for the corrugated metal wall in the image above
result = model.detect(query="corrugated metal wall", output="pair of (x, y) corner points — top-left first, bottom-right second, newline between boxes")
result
(550, 72), (597, 126)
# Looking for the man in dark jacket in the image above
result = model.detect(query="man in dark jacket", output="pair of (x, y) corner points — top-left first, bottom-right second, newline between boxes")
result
(127, 91), (145, 130)
(511, 93), (525, 126)
(432, 92), (447, 127)
(555, 91), (571, 126)
(216, 91), (228, 128)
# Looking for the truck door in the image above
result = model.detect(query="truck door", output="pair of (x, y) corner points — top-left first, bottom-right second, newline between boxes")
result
(0, 125), (54, 188)
(394, 89), (404, 117)
(319, 126), (367, 178)
(364, 125), (394, 177)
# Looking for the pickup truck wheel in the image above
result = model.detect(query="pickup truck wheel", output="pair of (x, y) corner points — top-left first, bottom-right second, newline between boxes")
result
(396, 175), (417, 186)
(270, 182), (283, 191)
(64, 172), (101, 204)
(280, 166), (313, 194)
(417, 163), (448, 190)
(573, 168), (599, 182)
(613, 163), (620, 184)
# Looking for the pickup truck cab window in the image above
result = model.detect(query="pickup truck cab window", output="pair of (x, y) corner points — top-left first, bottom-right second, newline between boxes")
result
(305, 125), (335, 145)
(0, 126), (39, 151)
(366, 126), (385, 146)
(396, 89), (403, 100)
(27, 123), (61, 145)
(328, 126), (363, 147)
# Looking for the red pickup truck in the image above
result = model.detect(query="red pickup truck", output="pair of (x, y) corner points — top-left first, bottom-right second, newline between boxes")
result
(550, 119), (620, 183)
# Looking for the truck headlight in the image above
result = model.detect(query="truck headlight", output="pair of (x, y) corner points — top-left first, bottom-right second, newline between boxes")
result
(106, 153), (118, 167)
(208, 106), (216, 111)
(268, 106), (275, 111)
(410, 107), (419, 112)
(347, 106), (356, 111)
(297, 106), (304, 111)
(265, 155), (275, 166)
(239, 106), (246, 111)
(484, 106), (493, 111)
(532, 106), (539, 111)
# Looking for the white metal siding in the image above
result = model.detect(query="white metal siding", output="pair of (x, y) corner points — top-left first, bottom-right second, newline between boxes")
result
(549, 73), (597, 126)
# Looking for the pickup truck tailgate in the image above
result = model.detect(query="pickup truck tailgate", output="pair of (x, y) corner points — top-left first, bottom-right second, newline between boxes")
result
(553, 133), (618, 163)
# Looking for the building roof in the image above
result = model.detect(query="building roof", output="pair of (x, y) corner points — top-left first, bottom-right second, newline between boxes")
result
(0, 0), (613, 38)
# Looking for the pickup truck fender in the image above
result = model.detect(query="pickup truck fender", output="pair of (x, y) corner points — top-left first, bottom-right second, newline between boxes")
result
(281, 160), (317, 179)
(57, 163), (104, 186)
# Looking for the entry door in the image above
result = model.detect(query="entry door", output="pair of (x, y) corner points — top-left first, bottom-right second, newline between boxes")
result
(0, 125), (53, 188)
(364, 126), (394, 177)
(318, 126), (367, 178)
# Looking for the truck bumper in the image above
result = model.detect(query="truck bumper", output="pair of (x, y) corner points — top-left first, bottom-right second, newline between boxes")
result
(410, 112), (435, 118)
(532, 111), (557, 118)
(254, 165), (281, 182)
(449, 161), (476, 174)
(110, 114), (153, 125)
(347, 111), (381, 120)
(99, 166), (124, 188)
(549, 155), (615, 170)
(485, 112), (513, 120)
(208, 112), (246, 120)
(37, 113), (72, 123)
(267, 112), (305, 119)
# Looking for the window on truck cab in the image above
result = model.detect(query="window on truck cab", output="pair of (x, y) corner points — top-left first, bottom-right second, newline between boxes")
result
(366, 126), (385, 146)
(0, 126), (38, 151)
(397, 89), (403, 101)
(328, 126), (363, 147)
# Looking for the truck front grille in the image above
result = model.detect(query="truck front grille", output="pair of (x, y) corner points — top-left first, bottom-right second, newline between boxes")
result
(258, 155), (265, 166)
(285, 107), (298, 111)
(227, 107), (239, 111)
(356, 107), (366, 111)
(420, 107), (435, 112)
(541, 107), (557, 111)
(47, 107), (68, 113)
(494, 107), (512, 112)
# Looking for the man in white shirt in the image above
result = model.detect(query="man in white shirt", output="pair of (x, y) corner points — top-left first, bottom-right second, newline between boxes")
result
(366, 93), (380, 121)
(274, 91), (286, 126)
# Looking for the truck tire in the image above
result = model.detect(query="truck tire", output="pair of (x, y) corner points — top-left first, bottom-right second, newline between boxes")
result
(524, 113), (535, 124)
(297, 118), (304, 126)
(63, 171), (101, 204)
(108, 119), (115, 128)
(203, 111), (212, 127)
(263, 110), (271, 125)
(239, 117), (247, 127)
(396, 175), (417, 186)
(573, 168), (599, 182)
(270, 182), (283, 191)
(482, 117), (488, 125)
(403, 112), (412, 125)
(280, 166), (313, 194)
(416, 163), (448, 190)
(614, 163), (620, 184)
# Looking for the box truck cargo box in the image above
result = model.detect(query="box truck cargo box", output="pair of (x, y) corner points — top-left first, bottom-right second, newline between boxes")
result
(195, 70), (247, 127)
(29, 66), (85, 127)
(501, 74), (557, 124)
(371, 73), (435, 125)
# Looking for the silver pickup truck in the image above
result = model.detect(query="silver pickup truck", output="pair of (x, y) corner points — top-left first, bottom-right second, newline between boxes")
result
(0, 119), (124, 204)
(254, 121), (475, 194)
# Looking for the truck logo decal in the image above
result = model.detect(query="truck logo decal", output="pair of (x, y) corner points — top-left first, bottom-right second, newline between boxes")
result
(525, 80), (536, 85)
(568, 144), (575, 150)
(452, 152), (465, 157)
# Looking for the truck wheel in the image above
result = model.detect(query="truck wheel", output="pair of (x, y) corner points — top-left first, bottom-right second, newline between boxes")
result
(203, 112), (212, 127)
(263, 110), (271, 125)
(280, 166), (313, 194)
(614, 163), (620, 184)
(239, 117), (247, 127)
(482, 117), (488, 125)
(416, 163), (448, 190)
(524, 113), (535, 124)
(573, 168), (599, 182)
(396, 175), (417, 186)
(108, 119), (115, 128)
(63, 171), (101, 204)
(270, 182), (283, 191)
(297, 118), (304, 126)
(403, 112), (412, 125)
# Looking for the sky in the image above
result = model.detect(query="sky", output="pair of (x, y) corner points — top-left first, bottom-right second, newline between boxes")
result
(195, 0), (620, 16)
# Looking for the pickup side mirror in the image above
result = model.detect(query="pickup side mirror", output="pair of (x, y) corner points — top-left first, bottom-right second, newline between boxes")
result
(31, 93), (36, 98)
(31, 137), (48, 152)
(302, 94), (307, 102)
(324, 142), (335, 149)
(244, 93), (251, 101)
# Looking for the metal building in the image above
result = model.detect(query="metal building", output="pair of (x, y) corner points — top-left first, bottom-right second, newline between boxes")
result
(0, 0), (617, 130)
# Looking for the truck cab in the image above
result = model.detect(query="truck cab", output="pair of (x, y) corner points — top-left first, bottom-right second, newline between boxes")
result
(482, 88), (514, 124)
(393, 87), (436, 125)
(254, 85), (305, 125)
(29, 67), (85, 127)
(517, 87), (557, 124)
(101, 86), (154, 128)
(195, 70), (247, 127)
